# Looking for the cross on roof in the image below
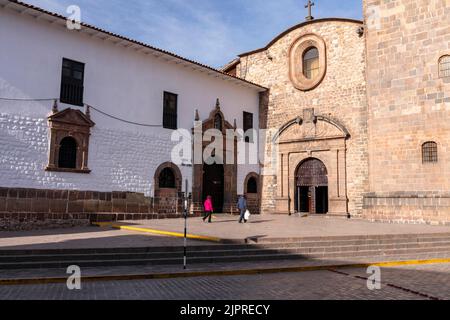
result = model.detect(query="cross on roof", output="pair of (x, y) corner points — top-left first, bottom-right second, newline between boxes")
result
(305, 0), (315, 21)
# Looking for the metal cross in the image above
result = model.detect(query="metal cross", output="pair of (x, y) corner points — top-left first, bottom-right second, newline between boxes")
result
(305, 0), (315, 21)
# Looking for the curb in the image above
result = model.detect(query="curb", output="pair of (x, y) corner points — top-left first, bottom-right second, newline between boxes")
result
(1, 258), (450, 286)
(94, 223), (223, 243)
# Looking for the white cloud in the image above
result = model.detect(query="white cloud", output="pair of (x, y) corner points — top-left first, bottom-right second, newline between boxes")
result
(22, 0), (363, 68)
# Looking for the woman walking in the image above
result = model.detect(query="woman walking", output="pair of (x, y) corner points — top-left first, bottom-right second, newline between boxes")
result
(203, 195), (214, 223)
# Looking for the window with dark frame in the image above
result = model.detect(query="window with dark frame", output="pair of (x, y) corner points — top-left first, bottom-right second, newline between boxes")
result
(163, 92), (178, 130)
(58, 137), (78, 169)
(422, 142), (438, 163)
(243, 112), (254, 143)
(159, 168), (176, 188)
(60, 58), (85, 106)
(439, 55), (450, 78)
(303, 47), (320, 80)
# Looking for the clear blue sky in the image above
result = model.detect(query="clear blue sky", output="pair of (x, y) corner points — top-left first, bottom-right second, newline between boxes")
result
(24, 0), (363, 68)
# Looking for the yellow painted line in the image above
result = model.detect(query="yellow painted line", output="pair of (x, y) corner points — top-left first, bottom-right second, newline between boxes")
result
(1, 258), (450, 286)
(369, 258), (450, 268)
(95, 223), (222, 243)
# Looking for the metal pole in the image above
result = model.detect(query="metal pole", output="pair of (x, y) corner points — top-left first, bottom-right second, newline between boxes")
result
(183, 180), (188, 270)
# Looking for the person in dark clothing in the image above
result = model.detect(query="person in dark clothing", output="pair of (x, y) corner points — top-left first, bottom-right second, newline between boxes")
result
(237, 195), (248, 223)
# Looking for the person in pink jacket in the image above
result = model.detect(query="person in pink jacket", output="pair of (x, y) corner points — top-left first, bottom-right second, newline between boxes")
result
(203, 196), (214, 223)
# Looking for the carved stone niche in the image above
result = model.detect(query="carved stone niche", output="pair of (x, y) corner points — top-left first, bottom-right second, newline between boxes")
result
(46, 108), (95, 174)
(289, 33), (327, 91)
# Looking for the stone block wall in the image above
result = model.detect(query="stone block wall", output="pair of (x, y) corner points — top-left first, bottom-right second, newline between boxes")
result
(0, 186), (189, 231)
(0, 111), (189, 196)
(245, 193), (260, 215)
(364, 192), (450, 226)
(363, 0), (450, 223)
(0, 111), (256, 221)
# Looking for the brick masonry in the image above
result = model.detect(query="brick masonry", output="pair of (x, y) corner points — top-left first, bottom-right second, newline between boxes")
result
(225, 1), (450, 225)
(0, 186), (190, 231)
(363, 0), (450, 224)
(363, 192), (450, 226)
(233, 19), (369, 217)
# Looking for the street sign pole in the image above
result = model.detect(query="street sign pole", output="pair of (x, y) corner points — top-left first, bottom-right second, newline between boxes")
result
(183, 180), (188, 270)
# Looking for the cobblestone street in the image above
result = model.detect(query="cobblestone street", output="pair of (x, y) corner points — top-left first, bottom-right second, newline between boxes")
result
(1, 263), (449, 300)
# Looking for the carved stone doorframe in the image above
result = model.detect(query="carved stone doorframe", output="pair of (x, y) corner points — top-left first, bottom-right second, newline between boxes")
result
(192, 99), (238, 214)
(274, 109), (350, 217)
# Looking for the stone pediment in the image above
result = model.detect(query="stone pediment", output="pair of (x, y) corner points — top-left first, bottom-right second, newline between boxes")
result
(275, 109), (350, 143)
(48, 108), (95, 127)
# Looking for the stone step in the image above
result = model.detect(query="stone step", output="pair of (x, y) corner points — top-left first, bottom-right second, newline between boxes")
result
(2, 236), (450, 258)
(0, 242), (450, 263)
(250, 233), (450, 243)
(1, 244), (450, 270)
(263, 237), (450, 248)
(0, 248), (450, 270)
(0, 240), (450, 262)
(2, 234), (450, 256)
(0, 238), (450, 261)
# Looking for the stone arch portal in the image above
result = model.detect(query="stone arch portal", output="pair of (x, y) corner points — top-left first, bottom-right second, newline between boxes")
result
(273, 108), (350, 217)
(192, 99), (238, 214)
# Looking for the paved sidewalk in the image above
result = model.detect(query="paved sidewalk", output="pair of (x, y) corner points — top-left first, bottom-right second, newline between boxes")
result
(0, 225), (211, 250)
(1, 215), (450, 250)
(131, 214), (450, 240)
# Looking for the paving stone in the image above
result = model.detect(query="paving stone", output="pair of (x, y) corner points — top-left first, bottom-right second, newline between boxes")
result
(3, 264), (449, 300)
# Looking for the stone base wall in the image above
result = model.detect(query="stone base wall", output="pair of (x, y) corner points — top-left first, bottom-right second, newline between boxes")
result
(246, 194), (261, 215)
(363, 193), (450, 226)
(0, 186), (189, 231)
(89, 212), (201, 223)
(154, 189), (184, 214)
(0, 213), (90, 231)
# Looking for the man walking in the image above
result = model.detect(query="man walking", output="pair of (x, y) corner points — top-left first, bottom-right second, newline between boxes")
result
(237, 195), (248, 223)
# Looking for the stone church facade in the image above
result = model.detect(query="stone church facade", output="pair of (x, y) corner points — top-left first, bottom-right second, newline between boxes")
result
(1, 0), (449, 229)
(224, 0), (450, 225)
(225, 19), (369, 219)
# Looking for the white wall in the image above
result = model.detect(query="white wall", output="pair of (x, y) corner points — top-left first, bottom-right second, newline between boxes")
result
(0, 8), (261, 195)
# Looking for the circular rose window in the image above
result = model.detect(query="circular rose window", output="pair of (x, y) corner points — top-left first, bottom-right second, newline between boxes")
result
(289, 34), (327, 91)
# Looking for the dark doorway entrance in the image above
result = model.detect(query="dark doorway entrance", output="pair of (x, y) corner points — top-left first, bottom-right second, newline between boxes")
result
(295, 158), (328, 214)
(315, 186), (329, 214)
(203, 163), (225, 213)
(296, 186), (310, 213)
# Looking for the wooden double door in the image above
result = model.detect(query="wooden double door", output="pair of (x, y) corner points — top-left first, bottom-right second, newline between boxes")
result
(202, 163), (225, 213)
(295, 158), (329, 214)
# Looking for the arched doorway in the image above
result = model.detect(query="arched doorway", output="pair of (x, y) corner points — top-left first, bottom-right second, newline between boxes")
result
(244, 172), (261, 214)
(154, 162), (182, 214)
(295, 158), (329, 214)
(203, 163), (225, 213)
(192, 99), (238, 214)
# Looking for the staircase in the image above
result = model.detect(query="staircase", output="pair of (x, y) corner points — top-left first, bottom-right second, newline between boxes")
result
(1, 233), (450, 270)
